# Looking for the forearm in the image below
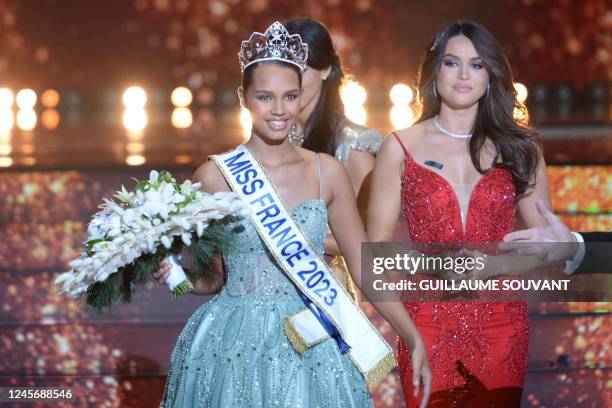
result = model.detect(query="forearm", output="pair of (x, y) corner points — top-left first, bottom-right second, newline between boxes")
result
(481, 252), (552, 279)
(187, 256), (226, 295)
(324, 234), (342, 256)
(345, 252), (421, 346)
(190, 276), (224, 295)
(370, 298), (421, 348)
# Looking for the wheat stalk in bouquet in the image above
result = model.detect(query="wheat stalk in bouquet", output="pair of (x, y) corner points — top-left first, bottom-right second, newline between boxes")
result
(55, 170), (249, 314)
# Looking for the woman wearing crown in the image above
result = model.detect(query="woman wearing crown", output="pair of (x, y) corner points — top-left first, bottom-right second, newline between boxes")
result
(157, 22), (431, 407)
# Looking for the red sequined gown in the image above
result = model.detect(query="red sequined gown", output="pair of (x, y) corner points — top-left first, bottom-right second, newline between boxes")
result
(392, 134), (529, 407)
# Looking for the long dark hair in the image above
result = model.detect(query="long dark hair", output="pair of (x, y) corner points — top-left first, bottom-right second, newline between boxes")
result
(285, 18), (346, 156)
(415, 21), (540, 195)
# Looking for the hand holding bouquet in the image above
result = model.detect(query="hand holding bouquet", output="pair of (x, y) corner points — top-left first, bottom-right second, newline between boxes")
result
(55, 170), (249, 314)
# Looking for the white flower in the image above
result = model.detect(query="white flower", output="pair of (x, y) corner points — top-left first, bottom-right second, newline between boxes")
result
(149, 170), (159, 185)
(146, 236), (155, 252)
(133, 190), (145, 206)
(121, 208), (140, 226)
(55, 271), (74, 287)
(179, 180), (194, 196)
(87, 208), (114, 239)
(196, 222), (205, 237)
(106, 214), (122, 238)
(114, 185), (132, 204)
(139, 183), (184, 219)
(172, 216), (190, 230)
(160, 235), (172, 249)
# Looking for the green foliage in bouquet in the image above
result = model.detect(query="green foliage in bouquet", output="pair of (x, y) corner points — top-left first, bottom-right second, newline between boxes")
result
(84, 221), (241, 315)
(56, 170), (250, 316)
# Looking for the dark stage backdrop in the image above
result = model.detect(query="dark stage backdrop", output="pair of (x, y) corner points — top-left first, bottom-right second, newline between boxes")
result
(0, 0), (609, 90)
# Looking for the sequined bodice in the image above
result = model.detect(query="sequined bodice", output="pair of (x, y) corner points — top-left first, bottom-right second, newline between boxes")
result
(219, 199), (328, 296)
(400, 153), (516, 243)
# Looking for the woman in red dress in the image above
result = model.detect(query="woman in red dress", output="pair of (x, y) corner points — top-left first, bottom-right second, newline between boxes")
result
(367, 21), (551, 407)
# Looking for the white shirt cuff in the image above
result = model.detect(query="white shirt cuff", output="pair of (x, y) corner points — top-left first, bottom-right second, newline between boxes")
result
(564, 232), (586, 275)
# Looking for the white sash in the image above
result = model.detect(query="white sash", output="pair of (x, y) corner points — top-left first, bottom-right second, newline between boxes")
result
(210, 145), (395, 387)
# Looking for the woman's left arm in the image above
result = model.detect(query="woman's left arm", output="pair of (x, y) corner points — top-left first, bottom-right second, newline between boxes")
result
(517, 153), (552, 228)
(321, 155), (431, 406)
(324, 150), (375, 256)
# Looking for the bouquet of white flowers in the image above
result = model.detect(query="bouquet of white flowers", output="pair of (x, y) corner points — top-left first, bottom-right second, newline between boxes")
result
(55, 170), (249, 314)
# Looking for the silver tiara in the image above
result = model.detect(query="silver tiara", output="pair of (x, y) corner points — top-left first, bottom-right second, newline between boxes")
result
(238, 21), (308, 72)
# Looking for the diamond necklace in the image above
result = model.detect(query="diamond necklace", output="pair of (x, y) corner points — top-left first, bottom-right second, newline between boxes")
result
(434, 115), (472, 139)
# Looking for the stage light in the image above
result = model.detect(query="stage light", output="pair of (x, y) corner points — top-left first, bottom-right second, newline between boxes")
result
(390, 84), (414, 105)
(0, 109), (14, 133)
(123, 108), (148, 132)
(16, 89), (37, 109)
(0, 157), (13, 167)
(171, 107), (193, 129)
(341, 81), (367, 107)
(239, 107), (252, 139)
(341, 80), (367, 125)
(171, 87), (193, 107)
(20, 156), (36, 166)
(41, 89), (60, 108)
(126, 154), (146, 166)
(0, 145), (11, 155)
(174, 155), (192, 165)
(514, 82), (528, 103)
(126, 142), (145, 154)
(20, 144), (34, 154)
(42, 109), (60, 130)
(122, 86), (147, 108)
(197, 88), (215, 105)
(513, 106), (529, 124)
(390, 105), (414, 129)
(344, 105), (367, 126)
(0, 88), (14, 108)
(17, 109), (37, 130)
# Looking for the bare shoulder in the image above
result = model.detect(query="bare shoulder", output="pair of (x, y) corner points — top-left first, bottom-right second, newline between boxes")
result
(192, 160), (230, 194)
(318, 152), (346, 178)
(293, 146), (338, 174)
(294, 145), (318, 162)
(375, 124), (420, 162)
(391, 121), (429, 152)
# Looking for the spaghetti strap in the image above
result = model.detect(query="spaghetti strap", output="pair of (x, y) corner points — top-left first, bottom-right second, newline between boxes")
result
(316, 154), (322, 199)
(392, 132), (409, 157)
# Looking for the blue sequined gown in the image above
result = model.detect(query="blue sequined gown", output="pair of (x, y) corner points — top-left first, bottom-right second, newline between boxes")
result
(160, 199), (373, 407)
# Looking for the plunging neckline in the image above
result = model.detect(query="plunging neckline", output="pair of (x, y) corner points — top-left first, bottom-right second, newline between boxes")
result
(402, 152), (505, 236)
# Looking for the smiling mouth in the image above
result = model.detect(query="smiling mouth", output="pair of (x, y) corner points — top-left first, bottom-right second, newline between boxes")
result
(267, 119), (288, 130)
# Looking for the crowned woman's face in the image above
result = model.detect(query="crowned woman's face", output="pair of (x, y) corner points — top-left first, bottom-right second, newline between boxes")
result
(436, 35), (490, 110)
(240, 63), (302, 143)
